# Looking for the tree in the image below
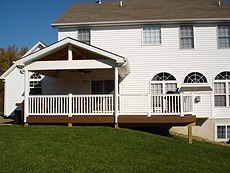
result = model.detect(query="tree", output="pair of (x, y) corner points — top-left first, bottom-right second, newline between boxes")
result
(0, 44), (28, 75)
(0, 45), (28, 114)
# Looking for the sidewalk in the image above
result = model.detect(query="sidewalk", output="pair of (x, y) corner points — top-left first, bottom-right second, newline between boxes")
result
(0, 116), (14, 125)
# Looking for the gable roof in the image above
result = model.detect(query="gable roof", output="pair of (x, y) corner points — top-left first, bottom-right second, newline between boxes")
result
(22, 41), (46, 58)
(19, 37), (126, 65)
(0, 37), (129, 79)
(0, 41), (46, 79)
(52, 0), (230, 27)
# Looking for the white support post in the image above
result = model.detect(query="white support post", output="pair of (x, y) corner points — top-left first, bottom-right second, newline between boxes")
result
(114, 67), (119, 124)
(180, 92), (184, 116)
(147, 93), (151, 117)
(68, 44), (73, 61)
(3, 80), (7, 117)
(24, 69), (29, 122)
(68, 93), (73, 117)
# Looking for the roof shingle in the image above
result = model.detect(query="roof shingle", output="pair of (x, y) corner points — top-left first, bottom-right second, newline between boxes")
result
(52, 0), (230, 26)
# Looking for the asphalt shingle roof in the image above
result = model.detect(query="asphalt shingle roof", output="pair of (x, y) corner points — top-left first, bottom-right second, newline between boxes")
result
(52, 0), (230, 25)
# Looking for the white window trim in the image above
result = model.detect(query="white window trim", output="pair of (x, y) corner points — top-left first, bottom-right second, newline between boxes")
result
(179, 25), (195, 50)
(142, 26), (162, 46)
(215, 123), (230, 141)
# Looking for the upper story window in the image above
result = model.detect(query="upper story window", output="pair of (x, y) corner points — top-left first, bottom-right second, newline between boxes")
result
(218, 25), (230, 48)
(151, 72), (177, 94)
(143, 26), (161, 45)
(30, 73), (42, 95)
(78, 29), (90, 44)
(184, 72), (207, 84)
(214, 71), (230, 107)
(180, 25), (194, 49)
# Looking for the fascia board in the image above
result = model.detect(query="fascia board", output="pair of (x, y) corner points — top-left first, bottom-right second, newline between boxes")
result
(51, 18), (230, 28)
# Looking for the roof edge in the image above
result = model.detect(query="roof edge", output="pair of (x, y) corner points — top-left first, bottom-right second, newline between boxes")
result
(51, 18), (230, 28)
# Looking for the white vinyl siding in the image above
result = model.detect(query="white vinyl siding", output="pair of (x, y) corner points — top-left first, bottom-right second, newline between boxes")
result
(143, 26), (161, 45)
(180, 25), (194, 49)
(218, 25), (230, 48)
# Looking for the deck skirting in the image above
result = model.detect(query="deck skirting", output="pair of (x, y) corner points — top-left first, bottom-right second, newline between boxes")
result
(26, 115), (196, 125)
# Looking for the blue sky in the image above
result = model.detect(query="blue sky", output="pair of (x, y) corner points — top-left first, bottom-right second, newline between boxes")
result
(0, 0), (230, 50)
(0, 0), (91, 49)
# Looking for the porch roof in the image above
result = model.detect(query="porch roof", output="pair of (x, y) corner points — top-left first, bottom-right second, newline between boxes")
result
(0, 37), (130, 79)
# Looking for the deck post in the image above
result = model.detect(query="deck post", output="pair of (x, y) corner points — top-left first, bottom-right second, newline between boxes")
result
(188, 122), (196, 144)
(114, 67), (119, 124)
(68, 93), (73, 117)
(147, 93), (151, 117)
(24, 69), (29, 123)
(180, 92), (184, 116)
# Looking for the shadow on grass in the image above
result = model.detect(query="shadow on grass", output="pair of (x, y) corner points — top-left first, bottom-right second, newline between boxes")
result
(119, 124), (172, 137)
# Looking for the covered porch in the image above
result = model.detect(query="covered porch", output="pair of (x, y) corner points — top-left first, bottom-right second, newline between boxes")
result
(16, 37), (195, 126)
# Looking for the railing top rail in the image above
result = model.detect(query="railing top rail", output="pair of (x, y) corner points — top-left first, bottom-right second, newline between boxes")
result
(72, 94), (113, 97)
(29, 95), (69, 98)
(29, 94), (114, 98)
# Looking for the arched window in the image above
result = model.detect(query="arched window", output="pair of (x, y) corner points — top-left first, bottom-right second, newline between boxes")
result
(30, 73), (42, 95)
(151, 72), (177, 94)
(184, 72), (207, 83)
(214, 71), (230, 107)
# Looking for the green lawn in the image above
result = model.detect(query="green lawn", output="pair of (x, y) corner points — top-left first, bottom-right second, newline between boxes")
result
(0, 125), (229, 173)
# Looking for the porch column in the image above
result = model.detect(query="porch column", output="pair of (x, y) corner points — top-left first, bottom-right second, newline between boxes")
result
(114, 67), (119, 126)
(24, 68), (29, 123)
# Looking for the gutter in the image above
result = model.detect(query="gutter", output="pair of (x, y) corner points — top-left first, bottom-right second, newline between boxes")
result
(51, 18), (230, 28)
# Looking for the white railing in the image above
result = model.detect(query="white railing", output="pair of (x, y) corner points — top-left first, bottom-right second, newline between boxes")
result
(28, 94), (114, 115)
(119, 94), (193, 116)
(28, 93), (193, 116)
(28, 95), (69, 115)
(71, 95), (114, 115)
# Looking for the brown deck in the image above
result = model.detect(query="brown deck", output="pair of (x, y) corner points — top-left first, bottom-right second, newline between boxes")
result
(26, 114), (196, 126)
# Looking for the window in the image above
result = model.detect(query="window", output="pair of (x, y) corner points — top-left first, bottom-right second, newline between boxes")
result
(91, 80), (114, 94)
(143, 26), (161, 45)
(184, 72), (207, 84)
(214, 71), (230, 107)
(151, 72), (177, 94)
(216, 125), (230, 140)
(218, 25), (230, 48)
(30, 73), (42, 95)
(180, 25), (194, 49)
(78, 29), (90, 44)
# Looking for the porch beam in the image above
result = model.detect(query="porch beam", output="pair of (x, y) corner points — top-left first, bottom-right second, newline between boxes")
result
(114, 67), (119, 124)
(26, 60), (116, 71)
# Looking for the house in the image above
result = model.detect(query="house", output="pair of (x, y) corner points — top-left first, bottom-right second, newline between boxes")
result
(1, 0), (230, 142)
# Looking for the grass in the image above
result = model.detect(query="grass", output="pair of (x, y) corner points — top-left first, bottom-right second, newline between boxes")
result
(0, 125), (229, 173)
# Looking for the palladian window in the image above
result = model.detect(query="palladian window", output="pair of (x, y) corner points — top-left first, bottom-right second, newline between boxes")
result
(214, 71), (230, 107)
(151, 72), (177, 94)
(184, 72), (207, 84)
(30, 73), (42, 95)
